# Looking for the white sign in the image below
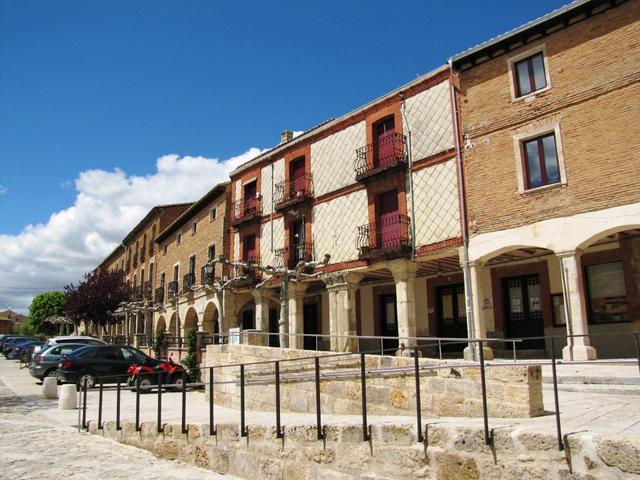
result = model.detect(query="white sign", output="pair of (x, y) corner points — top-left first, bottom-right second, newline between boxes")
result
(228, 327), (241, 345)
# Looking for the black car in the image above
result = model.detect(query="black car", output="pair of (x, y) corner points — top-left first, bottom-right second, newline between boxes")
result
(56, 345), (161, 389)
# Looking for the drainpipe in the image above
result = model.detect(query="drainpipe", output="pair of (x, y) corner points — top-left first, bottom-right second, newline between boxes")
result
(399, 94), (417, 259)
(271, 162), (274, 253)
(448, 59), (477, 360)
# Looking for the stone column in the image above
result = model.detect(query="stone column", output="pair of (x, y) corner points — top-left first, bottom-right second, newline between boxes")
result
(251, 287), (271, 332)
(463, 261), (494, 361)
(388, 260), (419, 351)
(288, 282), (308, 350)
(325, 272), (361, 352)
(558, 251), (597, 360)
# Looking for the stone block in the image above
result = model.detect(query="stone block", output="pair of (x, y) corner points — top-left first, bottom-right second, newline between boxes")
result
(435, 451), (479, 480)
(303, 446), (336, 464)
(595, 436), (640, 474)
(372, 424), (415, 445)
(58, 384), (77, 409)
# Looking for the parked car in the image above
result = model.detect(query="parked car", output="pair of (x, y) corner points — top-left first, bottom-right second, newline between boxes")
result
(34, 335), (106, 354)
(7, 340), (43, 360)
(29, 343), (87, 380)
(2, 336), (36, 357)
(56, 345), (183, 390)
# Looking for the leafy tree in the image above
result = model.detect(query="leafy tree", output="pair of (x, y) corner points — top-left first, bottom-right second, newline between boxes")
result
(153, 329), (167, 359)
(182, 329), (200, 382)
(64, 269), (132, 335)
(24, 291), (65, 336)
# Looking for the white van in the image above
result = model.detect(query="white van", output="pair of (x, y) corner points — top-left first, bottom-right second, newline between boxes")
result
(34, 335), (106, 353)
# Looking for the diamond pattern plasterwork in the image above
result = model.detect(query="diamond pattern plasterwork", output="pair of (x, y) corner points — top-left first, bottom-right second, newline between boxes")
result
(311, 121), (365, 197)
(260, 217), (285, 267)
(233, 232), (240, 260)
(261, 158), (284, 216)
(234, 180), (241, 201)
(412, 158), (461, 247)
(312, 189), (368, 263)
(406, 82), (454, 161)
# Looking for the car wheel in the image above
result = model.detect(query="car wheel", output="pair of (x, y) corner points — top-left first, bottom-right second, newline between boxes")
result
(76, 372), (96, 390)
(136, 376), (154, 393)
(170, 373), (185, 392)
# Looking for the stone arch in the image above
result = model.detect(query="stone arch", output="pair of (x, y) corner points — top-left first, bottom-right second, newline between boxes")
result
(183, 307), (199, 335)
(202, 302), (219, 335)
(156, 315), (166, 332)
(168, 312), (177, 335)
(576, 224), (640, 250)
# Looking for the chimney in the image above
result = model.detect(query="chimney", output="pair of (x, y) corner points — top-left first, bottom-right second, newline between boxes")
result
(280, 130), (294, 145)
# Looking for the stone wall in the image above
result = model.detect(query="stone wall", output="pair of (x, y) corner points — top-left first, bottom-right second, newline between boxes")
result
(206, 344), (543, 418)
(89, 419), (640, 479)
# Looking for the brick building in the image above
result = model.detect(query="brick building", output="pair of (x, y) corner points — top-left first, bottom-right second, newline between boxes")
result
(451, 0), (640, 359)
(152, 182), (230, 356)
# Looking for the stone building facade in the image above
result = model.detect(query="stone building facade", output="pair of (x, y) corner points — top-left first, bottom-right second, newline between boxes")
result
(152, 183), (230, 357)
(451, 0), (640, 359)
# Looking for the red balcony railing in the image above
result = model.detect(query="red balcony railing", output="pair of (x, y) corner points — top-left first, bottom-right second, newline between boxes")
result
(354, 133), (407, 181)
(274, 242), (313, 269)
(231, 196), (262, 227)
(274, 174), (314, 210)
(357, 214), (412, 259)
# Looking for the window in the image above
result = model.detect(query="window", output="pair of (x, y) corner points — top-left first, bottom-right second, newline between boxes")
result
(208, 244), (216, 261)
(173, 264), (179, 282)
(176, 233), (182, 245)
(192, 222), (197, 234)
(160, 272), (165, 287)
(585, 262), (629, 324)
(189, 255), (196, 274)
(209, 208), (216, 221)
(163, 244), (167, 255)
(513, 51), (547, 98)
(522, 133), (560, 189)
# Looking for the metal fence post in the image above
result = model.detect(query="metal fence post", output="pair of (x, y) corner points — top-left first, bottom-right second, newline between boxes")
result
(240, 364), (247, 437)
(550, 338), (564, 451)
(157, 371), (163, 433)
(360, 352), (369, 441)
(209, 367), (216, 436)
(116, 379), (121, 431)
(478, 341), (491, 445)
(97, 380), (103, 430)
(414, 347), (424, 443)
(181, 370), (187, 434)
(275, 361), (283, 438)
(135, 375), (141, 431)
(81, 378), (88, 430)
(314, 356), (323, 440)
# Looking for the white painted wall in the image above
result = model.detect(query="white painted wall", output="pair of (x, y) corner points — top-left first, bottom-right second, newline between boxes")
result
(312, 189), (368, 263)
(260, 217), (285, 268)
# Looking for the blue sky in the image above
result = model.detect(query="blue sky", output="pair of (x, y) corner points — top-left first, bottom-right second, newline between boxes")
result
(0, 0), (568, 311)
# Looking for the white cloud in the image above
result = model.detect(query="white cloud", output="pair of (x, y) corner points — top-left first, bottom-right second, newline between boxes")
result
(0, 148), (265, 313)
(0, 185), (7, 194)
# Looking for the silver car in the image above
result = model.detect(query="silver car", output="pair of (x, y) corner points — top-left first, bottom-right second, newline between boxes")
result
(29, 343), (87, 381)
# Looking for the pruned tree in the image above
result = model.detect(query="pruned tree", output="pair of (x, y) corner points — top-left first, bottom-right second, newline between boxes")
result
(64, 269), (132, 335)
(24, 291), (66, 336)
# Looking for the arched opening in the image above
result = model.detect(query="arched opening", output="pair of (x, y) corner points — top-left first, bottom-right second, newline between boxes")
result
(238, 301), (255, 330)
(168, 312), (177, 337)
(202, 302), (219, 343)
(183, 307), (199, 336)
(156, 316), (166, 332)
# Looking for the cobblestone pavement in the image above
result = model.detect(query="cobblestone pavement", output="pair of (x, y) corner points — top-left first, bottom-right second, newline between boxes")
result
(0, 376), (235, 479)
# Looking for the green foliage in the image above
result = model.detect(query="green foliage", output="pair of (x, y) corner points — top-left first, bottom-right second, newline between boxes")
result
(25, 291), (65, 336)
(182, 329), (199, 382)
(153, 329), (166, 359)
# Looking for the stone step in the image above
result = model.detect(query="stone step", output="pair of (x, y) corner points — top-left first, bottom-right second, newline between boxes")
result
(542, 375), (640, 386)
(543, 383), (640, 396)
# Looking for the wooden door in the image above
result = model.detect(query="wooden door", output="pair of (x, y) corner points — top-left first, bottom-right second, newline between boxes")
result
(375, 117), (396, 167)
(290, 157), (306, 197)
(303, 303), (319, 350)
(503, 275), (545, 349)
(437, 284), (468, 352)
(379, 294), (399, 354)
(243, 181), (257, 213)
(243, 235), (256, 262)
(377, 190), (399, 250)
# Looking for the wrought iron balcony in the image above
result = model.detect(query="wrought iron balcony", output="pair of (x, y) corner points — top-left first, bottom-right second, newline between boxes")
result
(183, 272), (196, 293)
(231, 196), (262, 227)
(354, 133), (407, 182)
(167, 280), (179, 297)
(125, 259), (131, 273)
(274, 174), (314, 211)
(142, 281), (152, 300)
(148, 240), (155, 256)
(200, 264), (221, 286)
(132, 252), (138, 268)
(274, 242), (314, 269)
(154, 286), (165, 304)
(232, 255), (261, 286)
(357, 214), (412, 260)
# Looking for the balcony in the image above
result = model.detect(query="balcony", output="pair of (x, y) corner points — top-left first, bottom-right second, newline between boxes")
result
(154, 285), (165, 304)
(357, 214), (412, 260)
(183, 272), (196, 293)
(167, 280), (179, 298)
(354, 133), (407, 182)
(140, 246), (146, 263)
(132, 252), (138, 268)
(148, 240), (155, 256)
(231, 196), (262, 228)
(125, 259), (131, 273)
(200, 264), (221, 286)
(274, 242), (313, 269)
(131, 286), (143, 301)
(274, 174), (314, 211)
(233, 256), (261, 287)
(142, 281), (152, 300)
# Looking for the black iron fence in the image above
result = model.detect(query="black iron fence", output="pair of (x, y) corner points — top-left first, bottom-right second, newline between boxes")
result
(357, 213), (412, 259)
(231, 196), (262, 227)
(354, 133), (407, 180)
(274, 174), (314, 210)
(77, 331), (639, 454)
